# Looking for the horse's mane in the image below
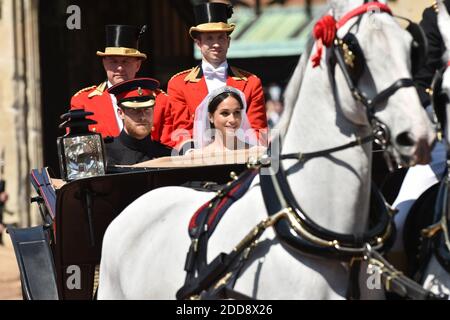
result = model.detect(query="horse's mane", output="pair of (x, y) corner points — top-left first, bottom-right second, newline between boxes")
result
(274, 38), (314, 138)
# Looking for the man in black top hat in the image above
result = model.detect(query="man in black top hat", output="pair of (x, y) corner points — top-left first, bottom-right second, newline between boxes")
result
(162, 2), (267, 149)
(105, 78), (172, 166)
(70, 25), (170, 143)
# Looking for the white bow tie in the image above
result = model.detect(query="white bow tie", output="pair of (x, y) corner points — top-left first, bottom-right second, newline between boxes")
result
(203, 65), (227, 80)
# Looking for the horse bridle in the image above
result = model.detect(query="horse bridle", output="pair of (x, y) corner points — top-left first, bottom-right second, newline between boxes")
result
(330, 3), (423, 161)
(289, 1), (426, 167)
(332, 44), (415, 151)
(429, 64), (450, 142)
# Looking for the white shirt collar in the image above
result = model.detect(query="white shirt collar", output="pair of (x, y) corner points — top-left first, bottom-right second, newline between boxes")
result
(201, 60), (228, 74)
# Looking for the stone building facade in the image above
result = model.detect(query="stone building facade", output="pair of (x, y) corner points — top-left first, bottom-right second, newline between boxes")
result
(0, 0), (42, 227)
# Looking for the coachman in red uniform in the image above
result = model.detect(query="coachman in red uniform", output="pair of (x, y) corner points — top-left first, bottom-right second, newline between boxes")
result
(161, 3), (268, 149)
(70, 25), (169, 143)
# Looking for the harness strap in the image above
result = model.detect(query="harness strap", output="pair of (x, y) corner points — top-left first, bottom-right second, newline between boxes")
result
(346, 258), (362, 300)
(280, 135), (373, 163)
(371, 79), (415, 107)
(177, 208), (289, 300)
(199, 245), (258, 300)
(178, 169), (259, 299)
(184, 169), (259, 275)
(188, 170), (258, 238)
(366, 247), (448, 299)
(261, 157), (393, 251)
(336, 2), (392, 29)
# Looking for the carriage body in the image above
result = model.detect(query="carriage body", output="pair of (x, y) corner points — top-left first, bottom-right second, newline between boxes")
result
(8, 164), (247, 300)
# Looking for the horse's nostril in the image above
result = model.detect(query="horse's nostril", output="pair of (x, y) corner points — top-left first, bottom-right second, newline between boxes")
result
(396, 132), (415, 147)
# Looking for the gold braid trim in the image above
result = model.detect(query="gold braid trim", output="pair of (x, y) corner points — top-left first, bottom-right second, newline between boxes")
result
(73, 85), (96, 97)
(169, 68), (193, 81)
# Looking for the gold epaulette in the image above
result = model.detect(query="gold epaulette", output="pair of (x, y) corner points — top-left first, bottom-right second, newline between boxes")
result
(73, 85), (96, 97)
(88, 81), (107, 98)
(184, 66), (201, 82)
(170, 68), (193, 81)
(231, 66), (254, 81)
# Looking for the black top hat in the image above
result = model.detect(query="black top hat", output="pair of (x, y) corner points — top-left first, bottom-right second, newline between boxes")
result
(189, 3), (235, 39)
(108, 77), (160, 109)
(97, 25), (147, 59)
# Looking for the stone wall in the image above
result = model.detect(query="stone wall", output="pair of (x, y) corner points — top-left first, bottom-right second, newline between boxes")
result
(0, 0), (42, 227)
(389, 0), (433, 22)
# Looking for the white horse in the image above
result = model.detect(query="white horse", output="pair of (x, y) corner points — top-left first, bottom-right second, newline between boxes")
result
(98, 0), (435, 300)
(419, 0), (450, 297)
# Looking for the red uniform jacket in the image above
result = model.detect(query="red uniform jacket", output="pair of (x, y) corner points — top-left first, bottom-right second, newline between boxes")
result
(70, 81), (169, 142)
(161, 66), (267, 147)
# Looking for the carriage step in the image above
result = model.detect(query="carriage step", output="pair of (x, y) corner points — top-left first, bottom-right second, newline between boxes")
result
(8, 225), (59, 300)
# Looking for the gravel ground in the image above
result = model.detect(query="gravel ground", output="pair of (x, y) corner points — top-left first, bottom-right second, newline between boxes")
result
(0, 232), (22, 300)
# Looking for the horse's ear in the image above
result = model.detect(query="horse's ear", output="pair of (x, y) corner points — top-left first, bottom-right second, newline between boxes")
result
(437, 0), (450, 61)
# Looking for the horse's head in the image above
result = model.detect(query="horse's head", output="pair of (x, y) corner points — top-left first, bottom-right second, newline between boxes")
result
(330, 1), (435, 166)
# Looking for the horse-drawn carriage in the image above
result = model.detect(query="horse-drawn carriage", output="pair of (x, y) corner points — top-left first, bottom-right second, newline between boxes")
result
(8, 162), (251, 300)
(8, 0), (450, 300)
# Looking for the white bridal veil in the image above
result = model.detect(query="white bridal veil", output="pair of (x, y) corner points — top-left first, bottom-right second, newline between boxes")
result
(193, 86), (259, 149)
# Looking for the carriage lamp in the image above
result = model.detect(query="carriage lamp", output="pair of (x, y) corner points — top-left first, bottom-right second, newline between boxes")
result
(57, 109), (106, 181)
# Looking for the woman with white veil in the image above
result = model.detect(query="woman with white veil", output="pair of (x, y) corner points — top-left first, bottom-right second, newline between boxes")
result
(190, 86), (260, 153)
(129, 87), (264, 167)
